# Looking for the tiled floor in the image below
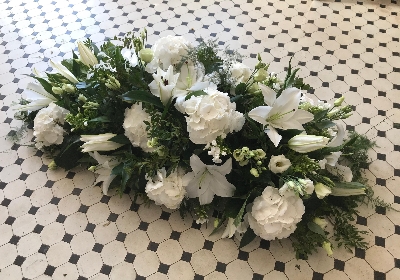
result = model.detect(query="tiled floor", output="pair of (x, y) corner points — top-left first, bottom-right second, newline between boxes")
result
(0, 0), (399, 279)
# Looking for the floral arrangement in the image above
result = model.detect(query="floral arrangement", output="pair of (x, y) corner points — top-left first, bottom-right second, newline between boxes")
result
(14, 30), (386, 258)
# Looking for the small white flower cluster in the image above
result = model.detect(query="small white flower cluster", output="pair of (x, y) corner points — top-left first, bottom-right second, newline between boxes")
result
(205, 140), (227, 164)
(33, 102), (69, 149)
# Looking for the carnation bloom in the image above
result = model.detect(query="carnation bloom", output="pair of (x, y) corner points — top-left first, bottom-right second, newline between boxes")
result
(123, 103), (154, 153)
(88, 151), (120, 195)
(183, 155), (235, 205)
(14, 82), (57, 112)
(145, 168), (186, 209)
(80, 133), (124, 153)
(268, 155), (291, 173)
(176, 87), (245, 144)
(149, 65), (180, 105)
(248, 85), (314, 147)
(247, 186), (305, 240)
(288, 135), (330, 153)
(33, 103), (69, 149)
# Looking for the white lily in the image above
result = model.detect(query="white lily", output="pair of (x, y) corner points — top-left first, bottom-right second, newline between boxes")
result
(50, 60), (79, 84)
(221, 218), (237, 238)
(288, 135), (330, 153)
(121, 48), (138, 67)
(319, 152), (342, 169)
(326, 164), (353, 182)
(32, 68), (47, 78)
(80, 133), (124, 153)
(315, 183), (332, 199)
(78, 41), (98, 67)
(88, 151), (121, 195)
(148, 66), (180, 105)
(183, 155), (236, 205)
(174, 61), (209, 97)
(248, 85), (314, 147)
(14, 82), (57, 112)
(327, 123), (345, 147)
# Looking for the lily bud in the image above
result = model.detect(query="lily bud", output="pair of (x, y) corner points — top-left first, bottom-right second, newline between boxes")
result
(50, 60), (79, 84)
(288, 135), (330, 153)
(139, 48), (154, 63)
(52, 87), (63, 95)
(78, 41), (98, 67)
(322, 241), (333, 256)
(331, 187), (365, 196)
(88, 166), (96, 172)
(62, 84), (75, 93)
(334, 96), (345, 107)
(80, 133), (124, 153)
(315, 183), (332, 199)
(105, 76), (120, 90)
(327, 108), (340, 117)
(78, 94), (87, 103)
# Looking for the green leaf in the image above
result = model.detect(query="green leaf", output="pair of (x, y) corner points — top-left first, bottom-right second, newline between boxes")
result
(31, 76), (55, 96)
(111, 162), (124, 176)
(185, 90), (207, 101)
(210, 217), (227, 236)
(230, 94), (243, 103)
(92, 43), (100, 56)
(72, 58), (81, 82)
(109, 134), (131, 144)
(225, 198), (245, 219)
(315, 120), (336, 129)
(235, 83), (247, 95)
(307, 221), (326, 236)
(88, 116), (111, 123)
(234, 199), (247, 227)
(334, 181), (365, 189)
(121, 90), (163, 108)
(54, 135), (83, 170)
(239, 228), (256, 248)
(72, 50), (78, 59)
(313, 109), (329, 121)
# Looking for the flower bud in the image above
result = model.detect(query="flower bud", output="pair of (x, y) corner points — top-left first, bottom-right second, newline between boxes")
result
(105, 76), (120, 90)
(248, 83), (260, 94)
(288, 135), (330, 153)
(254, 68), (268, 82)
(139, 48), (154, 63)
(254, 149), (266, 160)
(343, 113), (352, 119)
(322, 241), (333, 256)
(62, 84), (75, 93)
(52, 86), (63, 95)
(48, 161), (57, 170)
(327, 108), (339, 118)
(315, 183), (331, 199)
(88, 166), (96, 172)
(250, 168), (259, 177)
(313, 217), (328, 229)
(78, 41), (98, 67)
(334, 96), (345, 107)
(78, 94), (87, 103)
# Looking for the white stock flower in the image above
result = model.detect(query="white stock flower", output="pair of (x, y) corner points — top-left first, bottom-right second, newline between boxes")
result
(80, 133), (124, 153)
(230, 62), (251, 85)
(121, 48), (138, 67)
(268, 155), (291, 173)
(315, 183), (332, 199)
(33, 102), (69, 149)
(288, 135), (330, 153)
(88, 151), (121, 195)
(247, 186), (305, 240)
(14, 82), (57, 112)
(177, 88), (245, 144)
(50, 60), (79, 84)
(145, 168), (186, 209)
(183, 155), (235, 205)
(123, 103), (154, 153)
(248, 85), (314, 147)
(149, 66), (180, 105)
(78, 41), (98, 67)
(149, 35), (190, 71)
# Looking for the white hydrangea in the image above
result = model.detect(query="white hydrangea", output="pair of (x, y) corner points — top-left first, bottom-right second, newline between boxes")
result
(145, 168), (186, 209)
(123, 103), (154, 152)
(146, 35), (191, 73)
(176, 87), (245, 144)
(247, 186), (305, 240)
(33, 102), (69, 149)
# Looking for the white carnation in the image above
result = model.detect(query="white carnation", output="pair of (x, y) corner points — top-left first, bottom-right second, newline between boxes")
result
(177, 88), (245, 144)
(145, 168), (186, 209)
(123, 103), (154, 152)
(33, 102), (69, 149)
(147, 35), (191, 72)
(248, 186), (305, 240)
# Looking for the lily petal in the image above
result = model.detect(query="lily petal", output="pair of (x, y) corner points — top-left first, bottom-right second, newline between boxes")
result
(25, 82), (56, 100)
(265, 126), (282, 147)
(189, 154), (206, 174)
(50, 60), (79, 84)
(328, 123), (345, 147)
(259, 83), (277, 106)
(248, 106), (272, 126)
(208, 169), (235, 197)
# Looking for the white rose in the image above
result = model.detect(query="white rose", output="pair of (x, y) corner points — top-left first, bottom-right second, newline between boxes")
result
(33, 102), (69, 149)
(231, 62), (251, 85)
(178, 88), (245, 144)
(146, 168), (186, 209)
(268, 155), (291, 173)
(248, 186), (305, 240)
(123, 103), (154, 152)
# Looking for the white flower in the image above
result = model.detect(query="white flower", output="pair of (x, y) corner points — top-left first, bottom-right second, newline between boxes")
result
(121, 48), (138, 67)
(221, 218), (237, 238)
(315, 183), (332, 199)
(299, 178), (315, 195)
(148, 35), (190, 71)
(123, 103), (154, 153)
(78, 41), (98, 67)
(248, 85), (314, 147)
(88, 151), (121, 195)
(300, 94), (331, 110)
(33, 102), (69, 149)
(268, 155), (291, 173)
(327, 123), (345, 147)
(230, 62), (251, 85)
(279, 179), (314, 196)
(14, 82), (57, 112)
(319, 152), (342, 169)
(177, 88), (245, 144)
(174, 61), (209, 97)
(247, 186), (305, 240)
(50, 60), (79, 84)
(183, 155), (235, 205)
(288, 135), (330, 153)
(80, 133), (124, 153)
(149, 66), (180, 105)
(145, 168), (186, 209)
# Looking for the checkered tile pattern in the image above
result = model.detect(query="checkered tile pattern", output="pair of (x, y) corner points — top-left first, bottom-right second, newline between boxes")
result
(0, 0), (399, 279)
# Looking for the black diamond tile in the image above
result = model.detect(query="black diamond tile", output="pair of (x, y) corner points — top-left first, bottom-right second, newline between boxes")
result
(160, 211), (171, 220)
(5, 216), (16, 225)
(170, 231), (181, 240)
(376, 206), (386, 215)
(100, 264), (112, 275)
(312, 272), (324, 280)
(69, 253), (80, 264)
(44, 265), (56, 276)
(50, 197), (61, 205)
(147, 241), (159, 251)
(252, 273), (264, 280)
(259, 239), (270, 250)
(85, 223), (96, 233)
(63, 233), (73, 243)
(78, 204), (89, 213)
(274, 261), (285, 272)
(355, 247), (365, 259)
(38, 244), (50, 254)
(72, 188), (82, 196)
(238, 250), (249, 261)
(19, 173), (28, 181)
(181, 251), (192, 262)
(66, 172), (75, 179)
(14, 255), (26, 266)
(93, 243), (104, 253)
(374, 271), (386, 280)
(33, 224), (44, 234)
(395, 258), (400, 268)
(9, 235), (20, 245)
(1, 198), (11, 206)
(216, 261), (227, 273)
(45, 180), (54, 188)
(194, 274), (204, 280)
(334, 259), (345, 271)
(56, 214), (66, 223)
(356, 215), (367, 226)
(158, 263), (169, 274)
(375, 236), (385, 247)
(116, 232), (127, 242)
(376, 178), (386, 186)
(203, 240), (213, 251)
(108, 212), (118, 222)
(23, 189), (33, 197)
(125, 252), (135, 263)
(139, 221), (149, 231)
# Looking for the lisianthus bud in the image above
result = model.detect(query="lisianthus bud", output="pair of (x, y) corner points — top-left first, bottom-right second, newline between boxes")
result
(313, 217), (328, 229)
(78, 41), (98, 67)
(62, 84), (75, 93)
(315, 183), (331, 199)
(105, 76), (120, 90)
(139, 48), (154, 63)
(248, 83), (260, 93)
(334, 96), (345, 107)
(88, 166), (96, 172)
(254, 68), (268, 82)
(250, 168), (259, 177)
(52, 87), (63, 95)
(327, 108), (340, 117)
(48, 161), (57, 170)
(254, 149), (266, 160)
(288, 135), (330, 153)
(78, 94), (87, 103)
(322, 241), (333, 256)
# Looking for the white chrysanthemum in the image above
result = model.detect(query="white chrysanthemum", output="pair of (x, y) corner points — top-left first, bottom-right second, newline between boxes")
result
(146, 35), (191, 72)
(123, 103), (154, 152)
(145, 168), (186, 209)
(248, 186), (305, 240)
(33, 102), (69, 149)
(176, 88), (245, 144)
